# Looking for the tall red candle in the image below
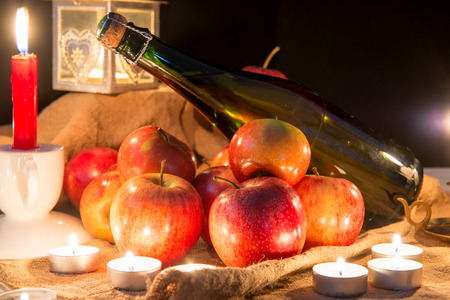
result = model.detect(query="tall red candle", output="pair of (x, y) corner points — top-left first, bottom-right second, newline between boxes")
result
(11, 53), (38, 150)
(11, 7), (38, 150)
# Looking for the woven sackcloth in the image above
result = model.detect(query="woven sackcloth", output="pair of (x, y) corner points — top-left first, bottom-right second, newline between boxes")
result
(0, 85), (449, 299)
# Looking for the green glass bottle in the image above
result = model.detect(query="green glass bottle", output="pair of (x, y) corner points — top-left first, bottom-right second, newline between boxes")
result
(96, 12), (423, 228)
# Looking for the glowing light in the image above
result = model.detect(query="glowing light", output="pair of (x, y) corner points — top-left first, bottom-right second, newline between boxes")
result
(16, 8), (29, 53)
(69, 234), (78, 255)
(125, 251), (135, 271)
(69, 234), (78, 247)
(442, 110), (450, 136)
(20, 293), (29, 300)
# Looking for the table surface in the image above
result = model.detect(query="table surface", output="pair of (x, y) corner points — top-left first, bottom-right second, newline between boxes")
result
(1, 167), (449, 298)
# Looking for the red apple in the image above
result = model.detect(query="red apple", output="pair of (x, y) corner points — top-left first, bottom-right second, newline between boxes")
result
(117, 125), (197, 182)
(210, 145), (229, 167)
(79, 170), (123, 243)
(242, 46), (288, 79)
(228, 118), (311, 186)
(209, 176), (307, 267)
(293, 168), (364, 249)
(193, 166), (238, 245)
(64, 147), (118, 210)
(110, 171), (203, 267)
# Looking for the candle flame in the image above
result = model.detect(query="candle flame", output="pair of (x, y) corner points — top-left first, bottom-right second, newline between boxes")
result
(125, 251), (135, 271)
(336, 257), (345, 276)
(393, 234), (401, 254)
(16, 7), (29, 54)
(69, 234), (78, 255)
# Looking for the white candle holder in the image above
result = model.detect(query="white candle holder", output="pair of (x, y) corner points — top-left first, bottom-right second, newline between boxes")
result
(368, 258), (423, 290)
(0, 144), (91, 259)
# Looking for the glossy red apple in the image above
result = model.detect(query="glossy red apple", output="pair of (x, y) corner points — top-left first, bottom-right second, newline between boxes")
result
(117, 125), (197, 182)
(63, 147), (118, 210)
(80, 170), (123, 243)
(229, 118), (311, 186)
(242, 46), (288, 79)
(210, 145), (229, 167)
(192, 166), (238, 245)
(293, 168), (364, 249)
(209, 176), (307, 267)
(110, 170), (203, 267)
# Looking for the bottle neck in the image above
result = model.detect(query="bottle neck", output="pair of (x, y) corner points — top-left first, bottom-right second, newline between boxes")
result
(118, 26), (228, 80)
(116, 24), (152, 65)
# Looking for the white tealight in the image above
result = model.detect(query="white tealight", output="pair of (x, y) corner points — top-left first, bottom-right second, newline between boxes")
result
(313, 258), (368, 297)
(371, 234), (423, 262)
(48, 234), (99, 274)
(107, 252), (162, 291)
(368, 257), (423, 290)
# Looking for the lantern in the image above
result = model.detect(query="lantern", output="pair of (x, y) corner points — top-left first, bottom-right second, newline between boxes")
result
(52, 0), (166, 94)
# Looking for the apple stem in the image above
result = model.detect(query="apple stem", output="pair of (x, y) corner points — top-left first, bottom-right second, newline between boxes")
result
(312, 167), (320, 176)
(160, 159), (167, 186)
(213, 176), (240, 189)
(262, 46), (281, 69)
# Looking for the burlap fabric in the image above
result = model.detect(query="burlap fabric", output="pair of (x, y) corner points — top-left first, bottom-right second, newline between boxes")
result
(0, 84), (229, 164)
(0, 85), (449, 299)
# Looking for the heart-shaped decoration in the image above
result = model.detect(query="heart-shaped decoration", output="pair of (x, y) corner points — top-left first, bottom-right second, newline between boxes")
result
(61, 29), (100, 82)
(119, 56), (144, 84)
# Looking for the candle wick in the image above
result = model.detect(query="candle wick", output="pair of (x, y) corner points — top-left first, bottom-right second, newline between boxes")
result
(128, 266), (135, 271)
(339, 270), (343, 276)
(72, 248), (76, 256)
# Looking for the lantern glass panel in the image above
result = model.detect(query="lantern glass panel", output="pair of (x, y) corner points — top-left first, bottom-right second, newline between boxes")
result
(52, 0), (163, 94)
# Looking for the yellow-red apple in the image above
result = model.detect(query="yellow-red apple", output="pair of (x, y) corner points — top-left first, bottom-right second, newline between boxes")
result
(110, 172), (203, 267)
(80, 170), (123, 243)
(229, 118), (310, 186)
(294, 169), (364, 249)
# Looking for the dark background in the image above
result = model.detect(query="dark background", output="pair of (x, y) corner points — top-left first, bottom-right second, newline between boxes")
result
(1, 0), (450, 167)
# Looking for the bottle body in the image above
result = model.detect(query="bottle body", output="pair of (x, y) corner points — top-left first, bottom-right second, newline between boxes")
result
(97, 14), (423, 228)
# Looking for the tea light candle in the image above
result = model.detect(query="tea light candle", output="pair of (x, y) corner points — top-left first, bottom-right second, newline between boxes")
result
(312, 257), (368, 297)
(48, 234), (100, 274)
(0, 288), (56, 300)
(368, 257), (423, 290)
(107, 251), (162, 291)
(372, 234), (423, 262)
